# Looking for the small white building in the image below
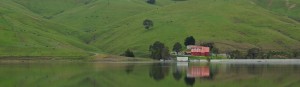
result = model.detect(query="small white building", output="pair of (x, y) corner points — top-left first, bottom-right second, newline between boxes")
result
(177, 57), (189, 62)
(187, 45), (198, 50)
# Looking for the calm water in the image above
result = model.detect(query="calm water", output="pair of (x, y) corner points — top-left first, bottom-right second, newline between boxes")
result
(1, 62), (300, 87)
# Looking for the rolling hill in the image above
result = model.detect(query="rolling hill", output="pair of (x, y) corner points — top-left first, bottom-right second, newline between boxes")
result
(0, 0), (100, 57)
(1, 0), (300, 57)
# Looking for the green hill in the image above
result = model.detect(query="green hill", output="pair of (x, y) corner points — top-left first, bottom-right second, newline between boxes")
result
(0, 0), (100, 57)
(1, 0), (300, 57)
(253, 0), (300, 21)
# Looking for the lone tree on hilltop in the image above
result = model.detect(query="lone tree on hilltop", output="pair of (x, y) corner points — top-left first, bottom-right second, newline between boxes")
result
(173, 42), (183, 55)
(143, 19), (153, 29)
(184, 36), (195, 46)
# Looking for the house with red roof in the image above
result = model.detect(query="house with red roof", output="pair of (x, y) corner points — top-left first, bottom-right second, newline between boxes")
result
(188, 45), (210, 56)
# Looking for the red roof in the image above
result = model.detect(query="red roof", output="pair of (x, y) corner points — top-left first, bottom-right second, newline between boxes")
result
(190, 46), (210, 56)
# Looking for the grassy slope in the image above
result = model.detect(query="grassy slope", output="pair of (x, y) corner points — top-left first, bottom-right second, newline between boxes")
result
(51, 0), (300, 56)
(0, 0), (100, 57)
(3, 0), (300, 57)
(12, 0), (97, 18)
(252, 0), (300, 21)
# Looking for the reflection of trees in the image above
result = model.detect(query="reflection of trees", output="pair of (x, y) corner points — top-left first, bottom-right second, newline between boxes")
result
(246, 65), (263, 75)
(184, 76), (195, 86)
(149, 63), (170, 81)
(226, 64), (265, 75)
(293, 65), (300, 73)
(226, 64), (241, 74)
(173, 69), (183, 81)
(201, 65), (216, 80)
(125, 63), (135, 74)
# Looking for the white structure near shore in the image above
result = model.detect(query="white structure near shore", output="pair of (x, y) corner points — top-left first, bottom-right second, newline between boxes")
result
(177, 57), (189, 62)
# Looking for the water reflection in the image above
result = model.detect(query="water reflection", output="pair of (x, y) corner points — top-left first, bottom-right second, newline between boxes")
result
(149, 62), (217, 86)
(171, 62), (300, 85)
(172, 68), (183, 81)
(1, 62), (300, 87)
(184, 76), (195, 86)
(148, 62), (300, 86)
(149, 63), (170, 81)
(173, 62), (217, 86)
(125, 63), (135, 74)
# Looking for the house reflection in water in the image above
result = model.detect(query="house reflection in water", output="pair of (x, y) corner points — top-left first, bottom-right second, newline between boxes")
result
(187, 66), (210, 78)
(174, 62), (216, 86)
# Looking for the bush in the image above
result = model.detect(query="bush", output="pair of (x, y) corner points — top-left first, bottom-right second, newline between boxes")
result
(143, 19), (153, 29)
(292, 49), (300, 58)
(124, 49), (135, 57)
(227, 50), (243, 59)
(246, 48), (261, 59)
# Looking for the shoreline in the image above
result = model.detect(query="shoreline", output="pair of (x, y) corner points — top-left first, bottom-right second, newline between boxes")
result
(1, 56), (300, 64)
(208, 59), (300, 65)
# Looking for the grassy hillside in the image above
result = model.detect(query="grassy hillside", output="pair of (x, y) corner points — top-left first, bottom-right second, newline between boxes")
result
(52, 0), (300, 56)
(253, 0), (300, 21)
(12, 0), (97, 19)
(1, 0), (300, 57)
(0, 0), (100, 57)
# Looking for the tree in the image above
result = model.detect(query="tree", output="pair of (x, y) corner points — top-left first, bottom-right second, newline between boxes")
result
(200, 42), (215, 50)
(247, 48), (261, 59)
(211, 47), (219, 56)
(292, 49), (300, 58)
(146, 0), (155, 4)
(172, 42), (183, 55)
(184, 36), (195, 46)
(143, 19), (153, 29)
(149, 41), (170, 60)
(162, 47), (170, 60)
(227, 50), (242, 59)
(124, 49), (135, 57)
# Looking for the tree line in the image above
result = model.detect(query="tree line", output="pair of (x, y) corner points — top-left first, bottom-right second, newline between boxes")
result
(122, 35), (300, 59)
(227, 48), (300, 59)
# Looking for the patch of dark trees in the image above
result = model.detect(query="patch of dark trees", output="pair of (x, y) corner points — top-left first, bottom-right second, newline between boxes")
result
(227, 48), (300, 59)
(121, 49), (135, 57)
(146, 0), (155, 4)
(121, 33), (300, 59)
(148, 36), (220, 60)
(147, 36), (196, 60)
(149, 41), (171, 60)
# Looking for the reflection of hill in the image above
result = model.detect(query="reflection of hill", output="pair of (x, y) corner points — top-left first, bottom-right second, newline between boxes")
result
(213, 64), (300, 82)
(1, 63), (300, 87)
